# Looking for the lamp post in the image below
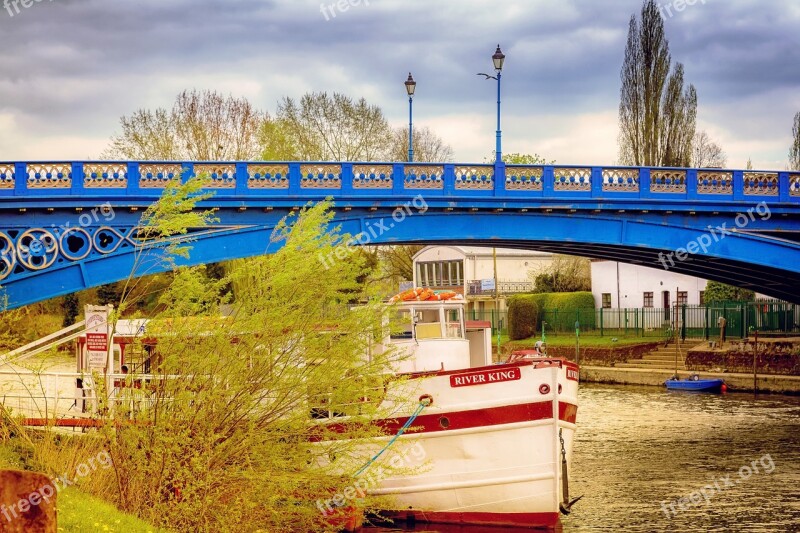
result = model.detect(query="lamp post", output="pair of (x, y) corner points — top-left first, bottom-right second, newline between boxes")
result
(492, 45), (505, 163)
(477, 45), (505, 163)
(405, 73), (416, 162)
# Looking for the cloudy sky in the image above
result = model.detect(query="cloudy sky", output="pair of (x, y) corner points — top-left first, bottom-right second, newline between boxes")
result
(1, 0), (798, 168)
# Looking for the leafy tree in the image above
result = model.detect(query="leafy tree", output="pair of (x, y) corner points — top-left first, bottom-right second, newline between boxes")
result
(377, 245), (424, 284)
(618, 0), (697, 167)
(60, 293), (79, 327)
(103, 89), (267, 160)
(530, 255), (591, 293)
(704, 280), (755, 303)
(389, 126), (454, 162)
(96, 282), (123, 306)
(273, 92), (393, 161)
(791, 111), (800, 171)
(692, 130), (726, 168)
(485, 152), (554, 165)
(93, 188), (407, 531)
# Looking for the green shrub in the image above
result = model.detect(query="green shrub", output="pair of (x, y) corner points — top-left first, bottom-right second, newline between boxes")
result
(537, 292), (596, 331)
(508, 295), (539, 340)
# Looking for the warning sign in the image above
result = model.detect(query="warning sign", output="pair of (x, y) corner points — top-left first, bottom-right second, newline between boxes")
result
(84, 305), (110, 371)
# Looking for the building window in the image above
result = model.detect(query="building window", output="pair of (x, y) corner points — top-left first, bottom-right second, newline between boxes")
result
(643, 292), (654, 308)
(602, 293), (612, 309)
(416, 260), (463, 288)
(699, 291), (705, 305)
(677, 291), (688, 305)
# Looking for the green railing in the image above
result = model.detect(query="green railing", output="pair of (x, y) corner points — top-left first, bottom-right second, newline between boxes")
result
(496, 301), (800, 340)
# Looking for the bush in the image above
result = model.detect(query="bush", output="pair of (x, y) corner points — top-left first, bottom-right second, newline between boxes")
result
(508, 296), (539, 340)
(539, 292), (596, 331)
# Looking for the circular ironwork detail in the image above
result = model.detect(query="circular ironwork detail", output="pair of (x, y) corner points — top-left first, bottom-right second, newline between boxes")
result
(59, 227), (93, 261)
(0, 232), (16, 280)
(17, 228), (58, 270)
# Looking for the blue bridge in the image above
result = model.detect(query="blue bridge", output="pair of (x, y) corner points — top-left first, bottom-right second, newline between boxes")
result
(1, 160), (799, 308)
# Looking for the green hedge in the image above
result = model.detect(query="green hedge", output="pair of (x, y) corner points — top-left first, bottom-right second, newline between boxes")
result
(508, 292), (596, 338)
(508, 295), (540, 340)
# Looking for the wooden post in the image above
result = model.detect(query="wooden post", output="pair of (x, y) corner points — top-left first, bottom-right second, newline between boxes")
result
(0, 470), (57, 532)
(753, 329), (758, 395)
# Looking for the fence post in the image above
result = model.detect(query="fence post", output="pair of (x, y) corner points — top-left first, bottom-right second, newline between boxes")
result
(624, 308), (628, 336)
(600, 307), (604, 337)
(681, 304), (686, 340)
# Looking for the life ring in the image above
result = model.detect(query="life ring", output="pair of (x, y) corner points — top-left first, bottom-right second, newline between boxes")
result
(417, 289), (434, 301)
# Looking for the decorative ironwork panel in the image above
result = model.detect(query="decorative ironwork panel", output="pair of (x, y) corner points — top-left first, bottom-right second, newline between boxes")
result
(602, 169), (639, 192)
(17, 228), (58, 270)
(743, 172), (779, 195)
(27, 163), (72, 188)
(506, 166), (543, 191)
(791, 174), (800, 197)
(0, 231), (16, 281)
(554, 167), (591, 191)
(650, 170), (686, 193)
(247, 164), (289, 189)
(194, 164), (236, 189)
(353, 165), (394, 189)
(139, 164), (182, 188)
(300, 164), (342, 189)
(0, 164), (15, 189)
(696, 171), (733, 194)
(84, 163), (128, 188)
(455, 166), (494, 190)
(404, 165), (444, 189)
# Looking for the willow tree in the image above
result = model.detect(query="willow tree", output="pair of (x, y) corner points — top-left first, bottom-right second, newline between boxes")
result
(618, 0), (697, 167)
(791, 111), (800, 171)
(98, 188), (410, 532)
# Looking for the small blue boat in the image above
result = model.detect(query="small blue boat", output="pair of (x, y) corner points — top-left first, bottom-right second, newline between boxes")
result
(665, 374), (725, 393)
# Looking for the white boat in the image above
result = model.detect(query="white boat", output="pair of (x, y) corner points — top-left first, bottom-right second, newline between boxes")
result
(330, 295), (580, 529)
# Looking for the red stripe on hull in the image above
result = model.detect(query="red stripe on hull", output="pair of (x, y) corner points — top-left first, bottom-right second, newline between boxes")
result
(383, 510), (561, 529)
(374, 401), (578, 435)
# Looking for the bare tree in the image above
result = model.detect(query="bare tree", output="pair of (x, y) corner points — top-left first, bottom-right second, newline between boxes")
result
(791, 111), (800, 171)
(528, 255), (591, 293)
(389, 126), (454, 162)
(275, 92), (393, 161)
(103, 90), (267, 160)
(618, 0), (697, 167)
(692, 130), (727, 168)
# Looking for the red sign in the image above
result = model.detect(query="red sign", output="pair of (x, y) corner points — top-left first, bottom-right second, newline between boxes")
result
(86, 333), (108, 352)
(566, 368), (579, 382)
(450, 367), (521, 388)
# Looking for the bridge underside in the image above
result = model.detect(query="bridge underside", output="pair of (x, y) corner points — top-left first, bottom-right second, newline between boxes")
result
(2, 209), (799, 308)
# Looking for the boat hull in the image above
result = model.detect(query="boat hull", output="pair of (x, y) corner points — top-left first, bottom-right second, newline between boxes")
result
(364, 360), (580, 529)
(665, 378), (724, 392)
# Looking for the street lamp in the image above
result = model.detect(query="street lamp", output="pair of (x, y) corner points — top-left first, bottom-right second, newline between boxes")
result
(405, 73), (416, 162)
(477, 45), (505, 163)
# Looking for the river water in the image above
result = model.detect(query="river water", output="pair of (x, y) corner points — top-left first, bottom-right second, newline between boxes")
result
(367, 384), (800, 532)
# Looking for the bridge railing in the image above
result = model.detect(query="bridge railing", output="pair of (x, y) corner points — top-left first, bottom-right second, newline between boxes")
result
(1, 161), (798, 203)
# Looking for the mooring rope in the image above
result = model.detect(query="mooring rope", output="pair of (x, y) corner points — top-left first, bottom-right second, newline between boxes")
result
(352, 399), (429, 478)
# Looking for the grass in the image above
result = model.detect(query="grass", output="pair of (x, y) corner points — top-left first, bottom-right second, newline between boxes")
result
(496, 333), (666, 350)
(0, 441), (164, 532)
(57, 487), (164, 533)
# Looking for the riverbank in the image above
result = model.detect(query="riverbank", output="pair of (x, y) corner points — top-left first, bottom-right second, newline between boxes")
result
(580, 365), (800, 395)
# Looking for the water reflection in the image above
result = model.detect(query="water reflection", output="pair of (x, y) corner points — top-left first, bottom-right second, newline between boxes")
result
(367, 384), (800, 532)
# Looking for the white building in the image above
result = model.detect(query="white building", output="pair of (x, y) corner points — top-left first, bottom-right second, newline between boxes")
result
(590, 260), (709, 310)
(411, 246), (553, 313)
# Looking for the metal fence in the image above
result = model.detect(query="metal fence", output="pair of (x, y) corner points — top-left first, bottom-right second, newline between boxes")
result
(468, 301), (800, 339)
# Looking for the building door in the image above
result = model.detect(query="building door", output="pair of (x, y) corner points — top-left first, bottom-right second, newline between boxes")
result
(662, 290), (670, 320)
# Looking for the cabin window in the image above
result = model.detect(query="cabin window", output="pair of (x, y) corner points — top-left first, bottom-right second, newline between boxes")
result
(444, 308), (464, 339)
(390, 309), (413, 339)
